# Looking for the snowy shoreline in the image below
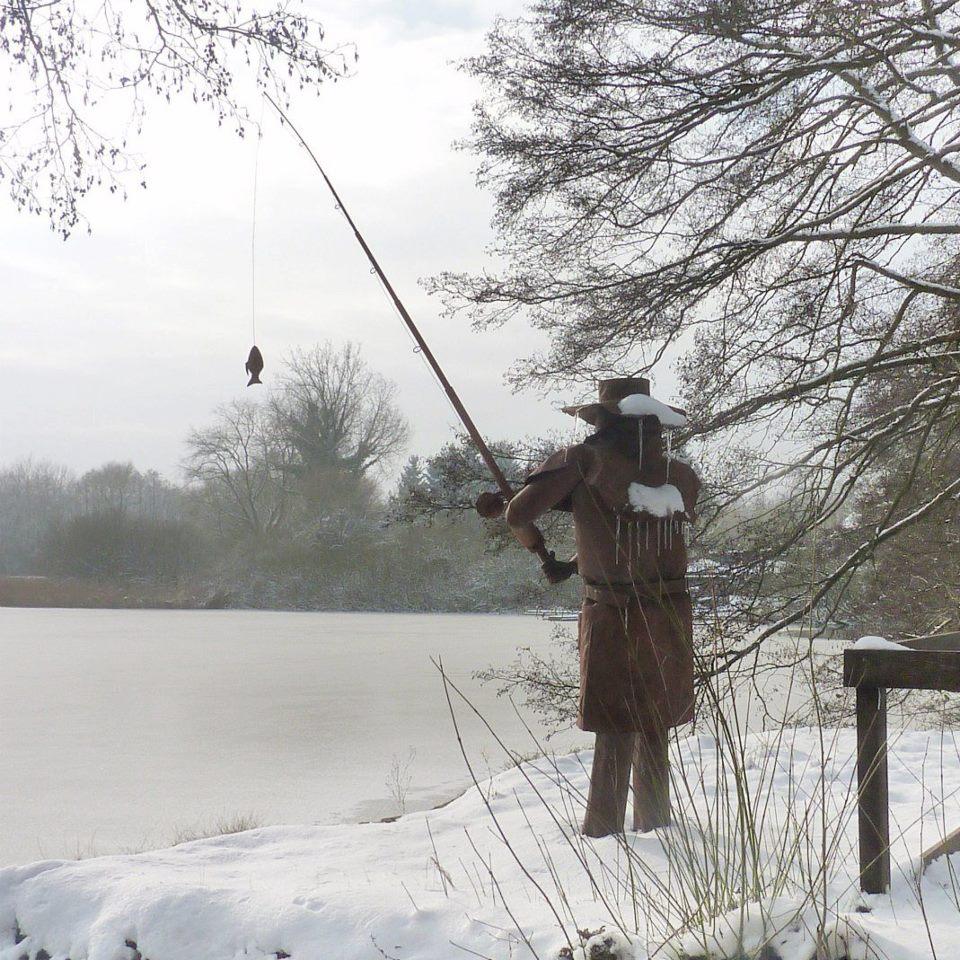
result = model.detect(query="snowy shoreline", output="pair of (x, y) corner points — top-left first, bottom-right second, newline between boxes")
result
(5, 728), (960, 960)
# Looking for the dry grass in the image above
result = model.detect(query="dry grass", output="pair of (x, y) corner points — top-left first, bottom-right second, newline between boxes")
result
(0, 575), (199, 609)
(168, 813), (264, 846)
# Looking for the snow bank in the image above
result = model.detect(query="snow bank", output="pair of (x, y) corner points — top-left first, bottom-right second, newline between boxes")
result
(853, 635), (910, 651)
(628, 482), (686, 518)
(617, 394), (687, 427)
(3, 730), (960, 959)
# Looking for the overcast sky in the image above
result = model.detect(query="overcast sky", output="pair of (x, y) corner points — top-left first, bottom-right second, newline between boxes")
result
(0, 0), (623, 483)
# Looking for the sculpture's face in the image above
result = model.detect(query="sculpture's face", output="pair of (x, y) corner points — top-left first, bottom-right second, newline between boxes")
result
(593, 407), (620, 432)
(595, 410), (664, 460)
(639, 414), (662, 439)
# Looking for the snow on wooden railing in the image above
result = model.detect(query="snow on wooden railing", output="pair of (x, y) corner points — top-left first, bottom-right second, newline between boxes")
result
(843, 631), (960, 893)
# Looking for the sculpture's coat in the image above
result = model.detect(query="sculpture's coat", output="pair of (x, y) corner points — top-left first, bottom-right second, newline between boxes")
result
(506, 430), (699, 734)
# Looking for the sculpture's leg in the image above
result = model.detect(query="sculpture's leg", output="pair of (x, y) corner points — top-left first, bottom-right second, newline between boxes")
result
(582, 731), (634, 837)
(633, 725), (670, 832)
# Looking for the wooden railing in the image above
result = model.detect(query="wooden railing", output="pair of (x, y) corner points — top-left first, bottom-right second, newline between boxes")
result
(842, 631), (960, 893)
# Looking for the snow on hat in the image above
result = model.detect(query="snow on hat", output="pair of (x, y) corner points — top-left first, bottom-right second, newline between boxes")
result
(561, 377), (687, 428)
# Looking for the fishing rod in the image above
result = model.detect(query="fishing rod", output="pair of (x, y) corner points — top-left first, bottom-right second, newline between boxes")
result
(265, 95), (555, 568)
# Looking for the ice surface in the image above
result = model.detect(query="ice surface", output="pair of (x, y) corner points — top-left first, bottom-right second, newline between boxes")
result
(0, 608), (574, 867)
(617, 394), (688, 427)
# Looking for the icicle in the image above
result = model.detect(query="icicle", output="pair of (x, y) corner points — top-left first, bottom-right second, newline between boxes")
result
(566, 412), (580, 462)
(645, 522), (650, 550)
(656, 520), (661, 553)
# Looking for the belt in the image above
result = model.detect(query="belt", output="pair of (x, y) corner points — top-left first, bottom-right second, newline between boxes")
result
(583, 578), (689, 608)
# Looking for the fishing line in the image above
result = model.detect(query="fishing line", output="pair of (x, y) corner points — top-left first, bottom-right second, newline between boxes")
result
(315, 185), (465, 429)
(250, 97), (266, 345)
(319, 156), (463, 429)
(368, 263), (467, 429)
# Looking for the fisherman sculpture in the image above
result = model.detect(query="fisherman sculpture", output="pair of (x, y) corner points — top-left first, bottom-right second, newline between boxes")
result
(270, 107), (699, 838)
(483, 378), (700, 837)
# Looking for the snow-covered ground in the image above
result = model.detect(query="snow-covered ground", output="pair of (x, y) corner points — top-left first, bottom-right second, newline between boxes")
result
(4, 727), (960, 960)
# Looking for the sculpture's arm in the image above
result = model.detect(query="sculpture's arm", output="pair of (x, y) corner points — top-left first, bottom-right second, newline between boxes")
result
(505, 451), (583, 554)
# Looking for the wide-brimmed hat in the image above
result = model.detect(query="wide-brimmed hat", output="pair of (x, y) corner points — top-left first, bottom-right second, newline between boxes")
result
(562, 377), (687, 428)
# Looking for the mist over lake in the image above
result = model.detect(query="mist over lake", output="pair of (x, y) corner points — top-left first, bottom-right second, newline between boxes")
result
(0, 607), (587, 867)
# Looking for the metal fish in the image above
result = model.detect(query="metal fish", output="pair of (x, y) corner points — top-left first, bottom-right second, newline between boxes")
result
(245, 345), (264, 386)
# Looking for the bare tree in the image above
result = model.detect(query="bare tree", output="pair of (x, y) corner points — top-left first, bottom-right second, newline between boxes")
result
(439, 0), (960, 668)
(77, 463), (139, 514)
(184, 399), (292, 537)
(0, 459), (74, 572)
(77, 461), (185, 520)
(272, 342), (410, 488)
(831, 365), (960, 636)
(184, 345), (407, 538)
(2, 0), (348, 236)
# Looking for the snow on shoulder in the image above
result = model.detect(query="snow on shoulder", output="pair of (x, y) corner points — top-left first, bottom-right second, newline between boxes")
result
(853, 636), (911, 651)
(617, 393), (687, 427)
(628, 482), (685, 518)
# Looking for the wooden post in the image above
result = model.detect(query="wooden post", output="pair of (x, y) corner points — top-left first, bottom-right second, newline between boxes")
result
(633, 727), (670, 832)
(843, 641), (960, 892)
(856, 685), (890, 894)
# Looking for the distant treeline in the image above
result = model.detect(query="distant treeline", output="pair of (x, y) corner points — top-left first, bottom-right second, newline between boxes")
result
(0, 343), (576, 613)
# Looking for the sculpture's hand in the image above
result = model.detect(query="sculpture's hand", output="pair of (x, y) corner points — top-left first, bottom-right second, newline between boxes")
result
(476, 491), (556, 568)
(541, 555), (579, 584)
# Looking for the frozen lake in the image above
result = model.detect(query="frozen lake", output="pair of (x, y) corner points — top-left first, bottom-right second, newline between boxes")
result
(0, 608), (589, 866)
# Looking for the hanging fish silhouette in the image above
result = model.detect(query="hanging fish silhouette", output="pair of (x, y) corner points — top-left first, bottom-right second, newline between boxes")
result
(245, 345), (264, 386)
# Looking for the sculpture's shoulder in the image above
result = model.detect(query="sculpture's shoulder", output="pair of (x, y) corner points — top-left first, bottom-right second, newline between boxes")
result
(524, 442), (593, 484)
(576, 442), (637, 513)
(669, 456), (700, 494)
(521, 443), (594, 514)
(666, 457), (701, 519)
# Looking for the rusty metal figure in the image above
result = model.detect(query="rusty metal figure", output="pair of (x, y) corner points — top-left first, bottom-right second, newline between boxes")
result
(488, 377), (700, 837)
